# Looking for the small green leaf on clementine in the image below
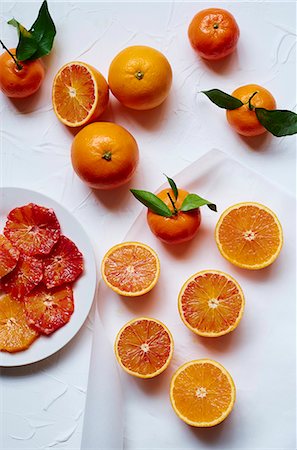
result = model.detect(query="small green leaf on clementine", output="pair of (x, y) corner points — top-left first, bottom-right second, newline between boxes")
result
(164, 174), (178, 200)
(255, 108), (297, 137)
(130, 189), (172, 217)
(28, 0), (56, 59)
(202, 89), (243, 110)
(8, 20), (38, 61)
(180, 193), (217, 212)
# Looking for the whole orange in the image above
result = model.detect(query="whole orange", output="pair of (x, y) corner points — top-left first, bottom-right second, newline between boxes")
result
(147, 189), (201, 244)
(188, 8), (239, 60)
(0, 49), (45, 98)
(71, 122), (139, 190)
(108, 45), (172, 110)
(226, 84), (276, 136)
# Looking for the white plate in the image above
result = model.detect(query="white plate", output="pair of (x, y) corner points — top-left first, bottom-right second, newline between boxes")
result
(0, 187), (97, 367)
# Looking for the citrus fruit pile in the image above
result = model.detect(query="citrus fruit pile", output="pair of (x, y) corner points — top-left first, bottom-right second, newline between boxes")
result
(0, 203), (84, 352)
(100, 197), (283, 427)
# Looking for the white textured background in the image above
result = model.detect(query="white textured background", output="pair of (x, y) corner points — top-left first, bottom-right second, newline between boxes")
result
(0, 1), (296, 449)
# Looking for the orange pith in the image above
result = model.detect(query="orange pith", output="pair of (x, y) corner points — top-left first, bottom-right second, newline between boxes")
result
(52, 62), (109, 127)
(101, 242), (160, 296)
(216, 202), (283, 269)
(170, 359), (236, 427)
(0, 293), (39, 353)
(178, 270), (244, 337)
(115, 317), (173, 378)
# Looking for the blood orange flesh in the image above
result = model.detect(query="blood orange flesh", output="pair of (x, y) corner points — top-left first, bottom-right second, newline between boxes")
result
(24, 284), (74, 335)
(52, 62), (109, 127)
(102, 242), (160, 296)
(115, 317), (173, 378)
(1, 255), (43, 299)
(178, 270), (245, 337)
(0, 234), (20, 279)
(43, 235), (84, 289)
(0, 293), (39, 352)
(4, 203), (61, 256)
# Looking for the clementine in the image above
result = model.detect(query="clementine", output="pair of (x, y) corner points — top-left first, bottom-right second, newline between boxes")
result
(71, 122), (139, 189)
(108, 45), (172, 110)
(226, 84), (276, 136)
(188, 8), (239, 60)
(147, 189), (201, 244)
(0, 48), (45, 98)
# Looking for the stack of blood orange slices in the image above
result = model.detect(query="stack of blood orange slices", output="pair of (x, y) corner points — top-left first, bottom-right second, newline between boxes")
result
(0, 203), (84, 352)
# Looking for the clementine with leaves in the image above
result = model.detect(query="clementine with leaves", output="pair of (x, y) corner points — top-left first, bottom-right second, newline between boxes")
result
(131, 175), (216, 244)
(0, 1), (56, 98)
(202, 86), (297, 137)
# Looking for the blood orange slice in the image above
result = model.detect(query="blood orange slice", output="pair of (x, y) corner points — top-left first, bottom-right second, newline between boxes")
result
(0, 293), (39, 352)
(43, 236), (84, 289)
(52, 62), (109, 127)
(0, 234), (20, 279)
(170, 359), (236, 427)
(178, 270), (244, 337)
(115, 317), (174, 378)
(4, 203), (61, 256)
(101, 242), (160, 297)
(1, 255), (43, 299)
(24, 284), (74, 335)
(215, 202), (283, 269)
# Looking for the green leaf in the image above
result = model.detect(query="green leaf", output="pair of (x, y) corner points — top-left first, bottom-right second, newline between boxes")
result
(28, 0), (56, 59)
(130, 189), (172, 217)
(202, 89), (243, 110)
(8, 1), (56, 61)
(8, 20), (39, 61)
(164, 174), (178, 200)
(255, 108), (297, 137)
(180, 193), (217, 212)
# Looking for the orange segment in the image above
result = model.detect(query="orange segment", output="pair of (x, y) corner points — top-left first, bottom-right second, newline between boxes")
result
(0, 293), (39, 353)
(0, 234), (19, 279)
(101, 242), (160, 296)
(52, 62), (109, 127)
(178, 270), (244, 337)
(115, 317), (173, 378)
(215, 202), (283, 269)
(170, 359), (236, 427)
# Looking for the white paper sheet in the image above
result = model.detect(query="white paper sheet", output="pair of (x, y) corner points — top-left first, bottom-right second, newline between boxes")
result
(82, 150), (296, 449)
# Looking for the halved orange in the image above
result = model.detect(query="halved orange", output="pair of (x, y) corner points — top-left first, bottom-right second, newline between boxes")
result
(170, 359), (236, 427)
(0, 293), (39, 353)
(52, 62), (109, 127)
(216, 202), (283, 269)
(101, 242), (160, 297)
(178, 270), (244, 337)
(115, 317), (173, 378)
